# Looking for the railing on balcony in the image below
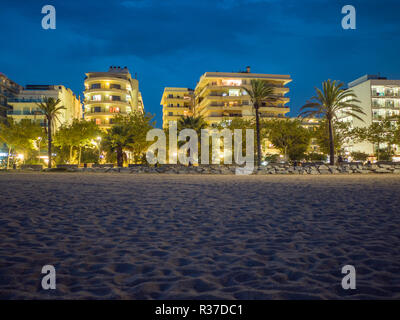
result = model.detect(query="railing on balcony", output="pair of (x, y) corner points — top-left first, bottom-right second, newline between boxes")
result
(8, 98), (45, 103)
(372, 91), (400, 97)
(7, 110), (44, 115)
(85, 98), (128, 103)
(208, 114), (243, 118)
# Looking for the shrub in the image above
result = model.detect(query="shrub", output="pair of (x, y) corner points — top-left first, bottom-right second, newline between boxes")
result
(350, 151), (369, 161)
(44, 167), (68, 172)
(305, 152), (326, 161)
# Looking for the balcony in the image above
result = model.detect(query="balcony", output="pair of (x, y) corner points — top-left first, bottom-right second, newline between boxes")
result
(85, 110), (127, 116)
(207, 114), (243, 118)
(8, 98), (45, 103)
(85, 99), (129, 105)
(85, 87), (127, 94)
(372, 91), (400, 98)
(7, 110), (44, 115)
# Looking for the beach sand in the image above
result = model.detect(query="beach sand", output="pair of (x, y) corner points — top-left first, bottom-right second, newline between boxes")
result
(0, 173), (399, 299)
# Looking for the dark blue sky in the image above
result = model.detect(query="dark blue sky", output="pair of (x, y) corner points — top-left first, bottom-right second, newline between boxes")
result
(1, 0), (400, 127)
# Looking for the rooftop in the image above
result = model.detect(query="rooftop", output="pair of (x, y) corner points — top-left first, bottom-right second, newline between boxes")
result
(348, 74), (388, 87)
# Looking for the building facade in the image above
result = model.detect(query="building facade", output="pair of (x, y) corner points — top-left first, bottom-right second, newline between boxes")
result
(338, 75), (400, 156)
(84, 66), (144, 129)
(8, 84), (82, 129)
(194, 69), (291, 126)
(161, 88), (194, 129)
(162, 67), (291, 128)
(0, 73), (23, 122)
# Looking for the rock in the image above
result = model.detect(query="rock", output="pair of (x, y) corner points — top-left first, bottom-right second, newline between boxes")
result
(374, 168), (391, 174)
(354, 169), (370, 174)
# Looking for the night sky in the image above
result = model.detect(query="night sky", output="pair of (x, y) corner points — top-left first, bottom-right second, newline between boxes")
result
(1, 0), (400, 127)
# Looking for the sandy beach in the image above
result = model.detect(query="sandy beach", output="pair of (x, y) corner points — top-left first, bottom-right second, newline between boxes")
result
(0, 173), (399, 299)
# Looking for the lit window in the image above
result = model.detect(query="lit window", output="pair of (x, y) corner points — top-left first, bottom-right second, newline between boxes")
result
(92, 95), (101, 101)
(229, 89), (240, 96)
(110, 107), (120, 113)
(95, 119), (101, 125)
(222, 79), (242, 86)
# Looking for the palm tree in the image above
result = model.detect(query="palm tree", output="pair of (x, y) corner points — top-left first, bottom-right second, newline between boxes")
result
(103, 124), (134, 167)
(177, 115), (208, 135)
(36, 98), (65, 168)
(299, 80), (364, 165)
(177, 115), (208, 165)
(243, 80), (277, 167)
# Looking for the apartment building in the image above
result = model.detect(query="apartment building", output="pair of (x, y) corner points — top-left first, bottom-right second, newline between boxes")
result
(161, 88), (194, 129)
(0, 73), (23, 122)
(194, 68), (291, 126)
(162, 67), (291, 128)
(8, 84), (82, 129)
(338, 75), (400, 156)
(84, 66), (144, 129)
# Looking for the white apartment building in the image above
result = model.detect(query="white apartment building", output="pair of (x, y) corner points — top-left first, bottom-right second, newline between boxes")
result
(339, 75), (400, 157)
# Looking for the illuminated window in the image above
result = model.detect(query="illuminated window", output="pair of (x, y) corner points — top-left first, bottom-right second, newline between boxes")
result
(92, 95), (101, 101)
(372, 87), (385, 97)
(109, 107), (120, 113)
(229, 89), (240, 96)
(222, 79), (242, 86)
(95, 119), (101, 125)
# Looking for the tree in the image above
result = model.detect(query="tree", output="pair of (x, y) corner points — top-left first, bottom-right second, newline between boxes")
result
(36, 98), (65, 168)
(53, 123), (78, 164)
(266, 119), (311, 161)
(0, 118), (43, 168)
(353, 119), (397, 160)
(313, 120), (354, 156)
(102, 112), (155, 167)
(103, 124), (132, 167)
(54, 120), (102, 164)
(299, 80), (364, 165)
(75, 120), (102, 164)
(243, 80), (277, 167)
(177, 115), (208, 135)
(123, 112), (156, 163)
(218, 118), (256, 157)
(177, 115), (208, 164)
